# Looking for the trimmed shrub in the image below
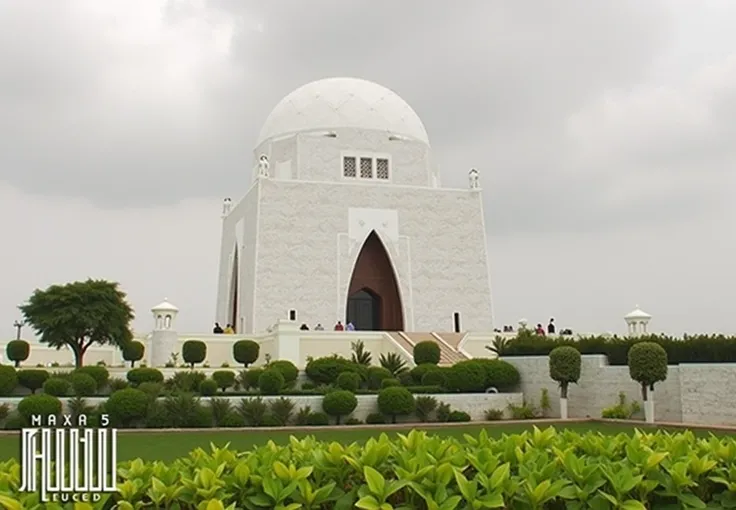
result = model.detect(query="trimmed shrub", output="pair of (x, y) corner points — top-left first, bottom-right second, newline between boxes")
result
(122, 341), (145, 368)
(306, 412), (329, 426)
(336, 371), (361, 392)
(0, 366), (18, 396)
(258, 369), (284, 395)
(42, 377), (71, 397)
(322, 390), (358, 424)
(138, 382), (163, 399)
(233, 340), (259, 368)
(365, 412), (386, 424)
(345, 418), (362, 425)
(448, 410), (471, 422)
(377, 386), (415, 424)
(127, 368), (164, 386)
(305, 356), (362, 385)
(628, 342), (668, 398)
(381, 378), (400, 389)
(268, 360), (299, 385)
(6, 340), (30, 367)
(405, 385), (444, 394)
(106, 388), (149, 427)
(243, 368), (264, 389)
(481, 359), (521, 392)
(366, 366), (393, 390)
(413, 341), (441, 365)
(549, 346), (582, 398)
(70, 373), (97, 397)
(182, 340), (207, 368)
(17, 369), (49, 394)
(410, 363), (440, 384)
(17, 394), (62, 426)
(212, 370), (236, 392)
(199, 379), (218, 396)
(445, 361), (487, 392)
(74, 365), (110, 391)
(421, 370), (446, 387)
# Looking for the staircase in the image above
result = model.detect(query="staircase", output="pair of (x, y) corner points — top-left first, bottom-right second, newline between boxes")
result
(388, 332), (468, 365)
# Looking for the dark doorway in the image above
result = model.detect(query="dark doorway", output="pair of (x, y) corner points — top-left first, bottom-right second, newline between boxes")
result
(346, 231), (404, 331)
(347, 289), (380, 331)
(229, 249), (239, 331)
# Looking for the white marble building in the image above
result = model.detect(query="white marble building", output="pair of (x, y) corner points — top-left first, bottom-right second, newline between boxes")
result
(215, 77), (494, 335)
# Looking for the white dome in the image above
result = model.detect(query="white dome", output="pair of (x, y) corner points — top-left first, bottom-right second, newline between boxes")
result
(257, 77), (430, 147)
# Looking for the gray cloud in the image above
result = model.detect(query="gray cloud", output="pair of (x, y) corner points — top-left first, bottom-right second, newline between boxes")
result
(1, 0), (736, 336)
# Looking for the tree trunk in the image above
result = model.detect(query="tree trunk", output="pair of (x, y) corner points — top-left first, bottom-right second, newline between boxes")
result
(14, 361), (19, 368)
(72, 342), (86, 368)
(645, 385), (655, 424)
(560, 397), (568, 420)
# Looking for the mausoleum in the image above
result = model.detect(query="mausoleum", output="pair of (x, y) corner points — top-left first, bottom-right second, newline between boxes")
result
(215, 77), (494, 335)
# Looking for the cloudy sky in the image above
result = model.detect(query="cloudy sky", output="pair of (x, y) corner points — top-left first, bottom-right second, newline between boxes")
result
(1, 0), (735, 339)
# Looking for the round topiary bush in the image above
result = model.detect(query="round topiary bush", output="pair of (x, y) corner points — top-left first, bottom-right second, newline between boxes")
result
(268, 360), (299, 386)
(17, 394), (62, 425)
(74, 365), (110, 390)
(481, 359), (521, 392)
(6, 340), (30, 367)
(306, 412), (329, 426)
(549, 346), (581, 399)
(377, 386), (415, 423)
(244, 368), (264, 389)
(336, 371), (361, 392)
(413, 341), (441, 365)
(305, 356), (361, 385)
(628, 341), (668, 397)
(366, 366), (393, 390)
(233, 340), (260, 368)
(182, 340), (207, 368)
(42, 377), (71, 397)
(17, 369), (49, 394)
(444, 361), (487, 393)
(381, 378), (400, 389)
(421, 369), (446, 387)
(122, 341), (145, 368)
(199, 378), (218, 396)
(71, 372), (97, 397)
(258, 369), (284, 395)
(448, 410), (471, 422)
(322, 390), (358, 424)
(127, 367), (164, 386)
(211, 370), (236, 392)
(106, 388), (149, 427)
(410, 363), (439, 385)
(137, 382), (162, 399)
(0, 366), (18, 396)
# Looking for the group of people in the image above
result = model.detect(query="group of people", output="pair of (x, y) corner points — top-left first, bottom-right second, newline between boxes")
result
(212, 322), (235, 334)
(496, 318), (573, 336)
(300, 320), (356, 331)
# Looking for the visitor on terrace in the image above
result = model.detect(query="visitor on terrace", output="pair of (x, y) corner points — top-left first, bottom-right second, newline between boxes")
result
(346, 322), (355, 331)
(535, 323), (545, 335)
(224, 324), (234, 334)
(334, 321), (344, 331)
(212, 322), (223, 334)
(547, 318), (556, 334)
(315, 323), (324, 330)
(300, 323), (309, 330)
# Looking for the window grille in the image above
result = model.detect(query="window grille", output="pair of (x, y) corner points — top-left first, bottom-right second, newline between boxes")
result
(376, 158), (389, 179)
(343, 157), (356, 177)
(360, 158), (373, 178)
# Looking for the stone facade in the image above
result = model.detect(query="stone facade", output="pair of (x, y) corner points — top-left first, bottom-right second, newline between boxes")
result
(506, 355), (736, 426)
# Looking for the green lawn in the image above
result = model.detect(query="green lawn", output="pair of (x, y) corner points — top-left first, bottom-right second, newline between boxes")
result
(0, 422), (729, 462)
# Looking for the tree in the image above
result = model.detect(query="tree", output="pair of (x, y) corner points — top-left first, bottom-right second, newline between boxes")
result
(19, 279), (134, 368)
(122, 341), (145, 368)
(628, 342), (668, 423)
(233, 340), (259, 367)
(548, 346), (581, 419)
(6, 340), (30, 367)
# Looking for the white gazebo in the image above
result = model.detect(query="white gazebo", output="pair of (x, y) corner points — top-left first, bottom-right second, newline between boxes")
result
(151, 298), (179, 331)
(624, 306), (651, 337)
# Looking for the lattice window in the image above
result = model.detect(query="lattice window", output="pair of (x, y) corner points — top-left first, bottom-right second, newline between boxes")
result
(376, 158), (389, 179)
(360, 157), (373, 178)
(343, 156), (356, 177)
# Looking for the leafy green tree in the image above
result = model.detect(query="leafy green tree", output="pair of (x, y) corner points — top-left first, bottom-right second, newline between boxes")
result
(19, 279), (134, 368)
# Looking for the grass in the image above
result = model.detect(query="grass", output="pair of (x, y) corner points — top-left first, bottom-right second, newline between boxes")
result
(0, 421), (730, 462)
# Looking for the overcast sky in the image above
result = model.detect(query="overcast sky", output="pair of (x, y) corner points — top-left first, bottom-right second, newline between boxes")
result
(1, 0), (735, 339)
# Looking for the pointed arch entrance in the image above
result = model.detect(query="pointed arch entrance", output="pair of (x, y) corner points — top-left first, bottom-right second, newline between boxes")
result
(228, 248), (239, 332)
(346, 231), (404, 331)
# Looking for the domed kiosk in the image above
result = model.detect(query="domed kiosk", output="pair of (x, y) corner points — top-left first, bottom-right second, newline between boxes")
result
(216, 77), (493, 335)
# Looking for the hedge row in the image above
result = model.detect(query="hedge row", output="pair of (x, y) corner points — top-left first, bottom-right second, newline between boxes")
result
(500, 331), (736, 365)
(1, 428), (734, 508)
